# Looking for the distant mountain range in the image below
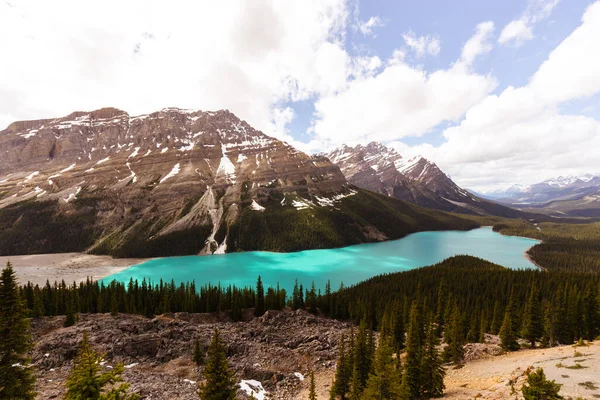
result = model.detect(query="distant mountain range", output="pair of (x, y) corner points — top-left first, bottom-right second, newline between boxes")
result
(0, 108), (478, 257)
(324, 142), (529, 218)
(477, 175), (600, 217)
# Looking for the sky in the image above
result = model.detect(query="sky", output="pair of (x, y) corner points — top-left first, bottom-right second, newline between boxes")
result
(1, 0), (599, 192)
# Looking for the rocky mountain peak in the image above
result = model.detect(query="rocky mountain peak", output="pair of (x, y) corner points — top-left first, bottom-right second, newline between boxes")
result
(325, 141), (522, 216)
(0, 107), (360, 256)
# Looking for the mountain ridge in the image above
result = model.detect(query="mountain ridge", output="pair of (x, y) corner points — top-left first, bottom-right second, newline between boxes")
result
(324, 142), (531, 218)
(0, 107), (478, 257)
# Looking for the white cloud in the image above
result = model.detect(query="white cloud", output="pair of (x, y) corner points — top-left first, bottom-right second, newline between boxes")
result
(459, 22), (495, 66)
(357, 16), (384, 37)
(309, 23), (497, 150)
(498, 20), (533, 45)
(0, 0), (349, 143)
(411, 2), (600, 191)
(499, 0), (559, 46)
(402, 31), (441, 57)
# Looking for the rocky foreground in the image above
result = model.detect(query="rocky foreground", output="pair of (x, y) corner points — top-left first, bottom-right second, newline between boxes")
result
(30, 310), (350, 399)
(30, 310), (600, 399)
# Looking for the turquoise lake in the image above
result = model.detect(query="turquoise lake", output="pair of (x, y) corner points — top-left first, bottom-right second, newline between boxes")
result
(102, 227), (540, 292)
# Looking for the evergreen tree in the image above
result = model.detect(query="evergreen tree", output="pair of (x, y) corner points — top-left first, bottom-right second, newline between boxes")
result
(254, 276), (265, 317)
(332, 333), (351, 400)
(66, 332), (139, 400)
(198, 329), (236, 400)
(32, 289), (45, 318)
(505, 289), (520, 335)
(420, 322), (445, 398)
(110, 287), (119, 316)
(443, 303), (464, 366)
(64, 290), (77, 327)
(399, 302), (422, 400)
(309, 370), (317, 400)
(360, 339), (401, 400)
(478, 310), (487, 343)
(521, 368), (563, 400)
(434, 279), (448, 336)
(352, 320), (372, 392)
(230, 290), (243, 322)
(466, 311), (479, 343)
(0, 262), (36, 399)
(292, 280), (302, 310)
(192, 338), (204, 366)
(499, 309), (519, 351)
(391, 300), (405, 351)
(582, 284), (600, 341)
(348, 363), (364, 400)
(490, 300), (503, 335)
(307, 282), (318, 314)
(521, 284), (543, 348)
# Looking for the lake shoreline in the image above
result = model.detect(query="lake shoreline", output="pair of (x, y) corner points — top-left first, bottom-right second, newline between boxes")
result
(1, 253), (151, 286)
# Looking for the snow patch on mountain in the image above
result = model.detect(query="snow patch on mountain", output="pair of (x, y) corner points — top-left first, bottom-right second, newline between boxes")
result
(159, 163), (180, 184)
(251, 200), (265, 211)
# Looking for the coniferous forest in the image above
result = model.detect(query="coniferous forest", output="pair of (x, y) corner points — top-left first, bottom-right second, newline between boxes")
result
(2, 219), (600, 399)
(2, 250), (599, 398)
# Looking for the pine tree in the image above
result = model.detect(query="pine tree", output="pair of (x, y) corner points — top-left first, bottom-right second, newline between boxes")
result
(478, 310), (487, 343)
(32, 289), (45, 318)
(0, 262), (36, 399)
(110, 287), (119, 316)
(434, 279), (448, 336)
(292, 280), (302, 310)
(490, 300), (502, 335)
(309, 370), (317, 400)
(521, 284), (543, 348)
(198, 329), (236, 400)
(421, 321), (445, 398)
(230, 290), (243, 322)
(64, 290), (77, 327)
(352, 320), (372, 392)
(466, 311), (479, 343)
(582, 284), (600, 341)
(399, 301), (422, 400)
(192, 338), (204, 366)
(360, 339), (401, 400)
(66, 332), (139, 399)
(307, 282), (318, 314)
(443, 302), (464, 366)
(521, 368), (563, 400)
(254, 276), (265, 317)
(499, 309), (519, 351)
(391, 300), (405, 351)
(348, 363), (364, 400)
(332, 333), (351, 399)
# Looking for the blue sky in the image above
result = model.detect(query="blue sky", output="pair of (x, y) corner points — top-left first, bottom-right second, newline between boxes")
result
(1, 0), (599, 190)
(287, 0), (597, 149)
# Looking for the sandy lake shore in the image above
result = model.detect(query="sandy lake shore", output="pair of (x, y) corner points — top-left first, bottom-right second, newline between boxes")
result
(0, 253), (150, 286)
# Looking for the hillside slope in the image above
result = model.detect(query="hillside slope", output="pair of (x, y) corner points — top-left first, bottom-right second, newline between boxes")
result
(0, 108), (477, 257)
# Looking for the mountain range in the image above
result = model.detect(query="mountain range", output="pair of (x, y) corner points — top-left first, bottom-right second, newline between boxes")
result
(324, 142), (528, 218)
(478, 175), (600, 217)
(0, 107), (478, 257)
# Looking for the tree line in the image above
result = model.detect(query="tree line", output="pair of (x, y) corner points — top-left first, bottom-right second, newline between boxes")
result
(3, 254), (600, 398)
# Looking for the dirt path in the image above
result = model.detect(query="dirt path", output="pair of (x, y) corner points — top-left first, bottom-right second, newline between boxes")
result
(445, 341), (600, 399)
(0, 253), (150, 286)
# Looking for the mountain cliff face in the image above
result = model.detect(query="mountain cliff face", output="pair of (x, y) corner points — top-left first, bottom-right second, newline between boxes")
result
(325, 142), (527, 217)
(0, 108), (477, 257)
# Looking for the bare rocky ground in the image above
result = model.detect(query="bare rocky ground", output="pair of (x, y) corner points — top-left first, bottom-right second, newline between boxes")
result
(30, 310), (351, 399)
(30, 311), (600, 399)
